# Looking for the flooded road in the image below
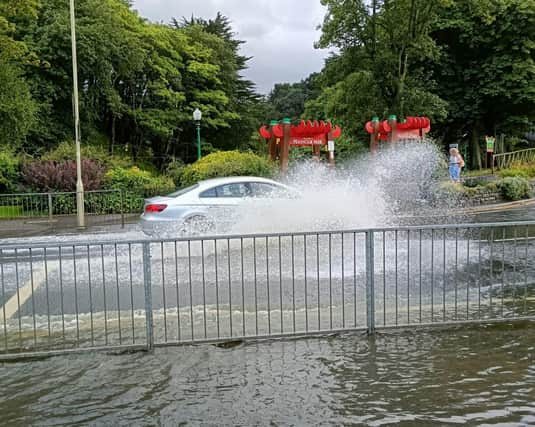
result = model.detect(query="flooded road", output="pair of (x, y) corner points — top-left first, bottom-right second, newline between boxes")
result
(1, 323), (534, 426)
(1, 204), (535, 426)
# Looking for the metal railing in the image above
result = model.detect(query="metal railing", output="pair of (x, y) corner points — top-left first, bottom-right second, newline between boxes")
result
(1, 221), (534, 360)
(0, 190), (129, 233)
(492, 148), (535, 172)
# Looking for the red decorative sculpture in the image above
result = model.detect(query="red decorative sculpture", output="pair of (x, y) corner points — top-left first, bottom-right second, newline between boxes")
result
(365, 115), (431, 152)
(259, 119), (343, 170)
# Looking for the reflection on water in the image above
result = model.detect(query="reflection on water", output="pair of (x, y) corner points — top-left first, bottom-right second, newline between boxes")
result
(1, 323), (534, 426)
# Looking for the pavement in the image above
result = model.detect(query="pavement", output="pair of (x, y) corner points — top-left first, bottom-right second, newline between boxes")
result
(0, 214), (140, 240)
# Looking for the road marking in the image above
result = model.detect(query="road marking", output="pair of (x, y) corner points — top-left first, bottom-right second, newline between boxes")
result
(1, 264), (56, 320)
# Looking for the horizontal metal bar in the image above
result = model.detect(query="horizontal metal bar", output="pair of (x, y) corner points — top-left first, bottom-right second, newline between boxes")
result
(0, 190), (122, 198)
(2, 221), (535, 250)
(153, 327), (369, 348)
(376, 316), (535, 332)
(0, 344), (148, 362)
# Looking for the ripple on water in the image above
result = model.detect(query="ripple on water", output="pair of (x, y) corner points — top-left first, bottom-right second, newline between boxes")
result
(0, 324), (535, 426)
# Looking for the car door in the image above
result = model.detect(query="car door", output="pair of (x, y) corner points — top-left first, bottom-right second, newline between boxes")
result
(199, 182), (251, 229)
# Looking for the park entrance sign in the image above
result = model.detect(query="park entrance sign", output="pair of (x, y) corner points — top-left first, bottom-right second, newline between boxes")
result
(259, 119), (342, 170)
(365, 115), (431, 152)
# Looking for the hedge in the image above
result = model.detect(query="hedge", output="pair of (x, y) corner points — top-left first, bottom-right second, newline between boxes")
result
(179, 151), (275, 186)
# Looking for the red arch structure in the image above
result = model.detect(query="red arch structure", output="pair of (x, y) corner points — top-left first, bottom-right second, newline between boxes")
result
(365, 115), (431, 152)
(259, 119), (342, 170)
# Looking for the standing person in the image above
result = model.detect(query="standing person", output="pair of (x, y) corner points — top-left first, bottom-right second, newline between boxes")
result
(449, 147), (465, 182)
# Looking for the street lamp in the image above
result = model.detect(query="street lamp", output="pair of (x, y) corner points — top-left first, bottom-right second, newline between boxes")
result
(193, 108), (202, 161)
(69, 0), (84, 228)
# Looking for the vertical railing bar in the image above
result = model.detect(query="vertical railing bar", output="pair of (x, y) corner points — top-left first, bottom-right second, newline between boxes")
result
(278, 236), (283, 334)
(490, 228), (494, 313)
(201, 240), (206, 339)
(365, 231), (375, 335)
(501, 227), (505, 317)
(464, 231), (469, 320)
(100, 245), (108, 346)
(114, 243), (122, 345)
(87, 245), (94, 347)
(383, 231), (386, 326)
(291, 235), (296, 333)
(58, 246), (65, 347)
(443, 228), (446, 322)
(0, 249), (6, 351)
(454, 229), (458, 321)
(160, 242), (167, 343)
(14, 248), (22, 350)
(316, 234), (320, 331)
(431, 229), (434, 322)
(407, 230), (410, 325)
(329, 233), (333, 330)
(419, 229), (422, 324)
(253, 238), (258, 336)
(240, 238), (245, 337)
(43, 247), (51, 346)
(395, 230), (398, 325)
(29, 248), (37, 346)
(174, 241), (181, 342)
(353, 232), (357, 328)
(266, 236), (271, 335)
(512, 226), (517, 317)
(227, 239), (232, 338)
(525, 225), (529, 315)
(304, 235), (308, 332)
(128, 243), (134, 344)
(142, 243), (153, 350)
(478, 228), (482, 319)
(341, 233), (345, 329)
(188, 240), (194, 342)
(215, 239), (220, 338)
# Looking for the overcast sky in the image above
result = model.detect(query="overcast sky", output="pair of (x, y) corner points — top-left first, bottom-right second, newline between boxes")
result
(132, 0), (330, 94)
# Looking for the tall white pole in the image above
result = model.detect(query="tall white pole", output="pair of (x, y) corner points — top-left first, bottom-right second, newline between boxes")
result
(70, 0), (85, 228)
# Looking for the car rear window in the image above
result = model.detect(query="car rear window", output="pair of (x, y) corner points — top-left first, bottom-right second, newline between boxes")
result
(166, 184), (199, 198)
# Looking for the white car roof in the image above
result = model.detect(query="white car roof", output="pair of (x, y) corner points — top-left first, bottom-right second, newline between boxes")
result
(196, 176), (285, 190)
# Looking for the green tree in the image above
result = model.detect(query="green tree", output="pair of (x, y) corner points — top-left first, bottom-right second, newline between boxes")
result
(431, 0), (535, 168)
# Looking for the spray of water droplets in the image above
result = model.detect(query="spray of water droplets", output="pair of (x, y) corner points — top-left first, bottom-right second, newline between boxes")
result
(229, 141), (456, 235)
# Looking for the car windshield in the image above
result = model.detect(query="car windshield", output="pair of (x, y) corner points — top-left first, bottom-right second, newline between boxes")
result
(166, 184), (199, 198)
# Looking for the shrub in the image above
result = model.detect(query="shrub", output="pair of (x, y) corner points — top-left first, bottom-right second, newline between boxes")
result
(496, 177), (533, 201)
(104, 166), (175, 197)
(180, 151), (275, 186)
(0, 148), (20, 193)
(43, 140), (132, 169)
(165, 159), (186, 186)
(499, 168), (530, 179)
(21, 159), (106, 192)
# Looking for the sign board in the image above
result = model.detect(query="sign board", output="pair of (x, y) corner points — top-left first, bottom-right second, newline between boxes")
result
(485, 136), (495, 153)
(289, 137), (325, 147)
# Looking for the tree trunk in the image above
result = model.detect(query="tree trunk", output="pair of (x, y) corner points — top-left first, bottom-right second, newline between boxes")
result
(470, 124), (482, 170)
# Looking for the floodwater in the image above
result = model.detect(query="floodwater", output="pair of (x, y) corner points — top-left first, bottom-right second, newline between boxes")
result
(1, 145), (535, 426)
(1, 324), (534, 426)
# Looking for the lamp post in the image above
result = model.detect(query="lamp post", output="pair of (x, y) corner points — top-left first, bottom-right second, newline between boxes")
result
(193, 108), (202, 161)
(70, 0), (84, 228)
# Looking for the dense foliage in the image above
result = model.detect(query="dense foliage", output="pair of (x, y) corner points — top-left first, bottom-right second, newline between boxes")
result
(269, 0), (535, 164)
(0, 0), (533, 186)
(0, 1), (263, 164)
(179, 151), (275, 186)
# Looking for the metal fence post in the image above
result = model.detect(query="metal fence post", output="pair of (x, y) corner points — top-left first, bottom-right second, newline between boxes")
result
(120, 190), (125, 229)
(142, 242), (154, 350)
(47, 193), (53, 223)
(365, 230), (376, 335)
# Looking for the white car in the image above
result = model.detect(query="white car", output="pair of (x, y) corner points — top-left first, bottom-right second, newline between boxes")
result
(139, 176), (295, 236)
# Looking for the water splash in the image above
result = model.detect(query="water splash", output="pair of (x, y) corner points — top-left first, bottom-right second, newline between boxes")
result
(230, 141), (453, 234)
